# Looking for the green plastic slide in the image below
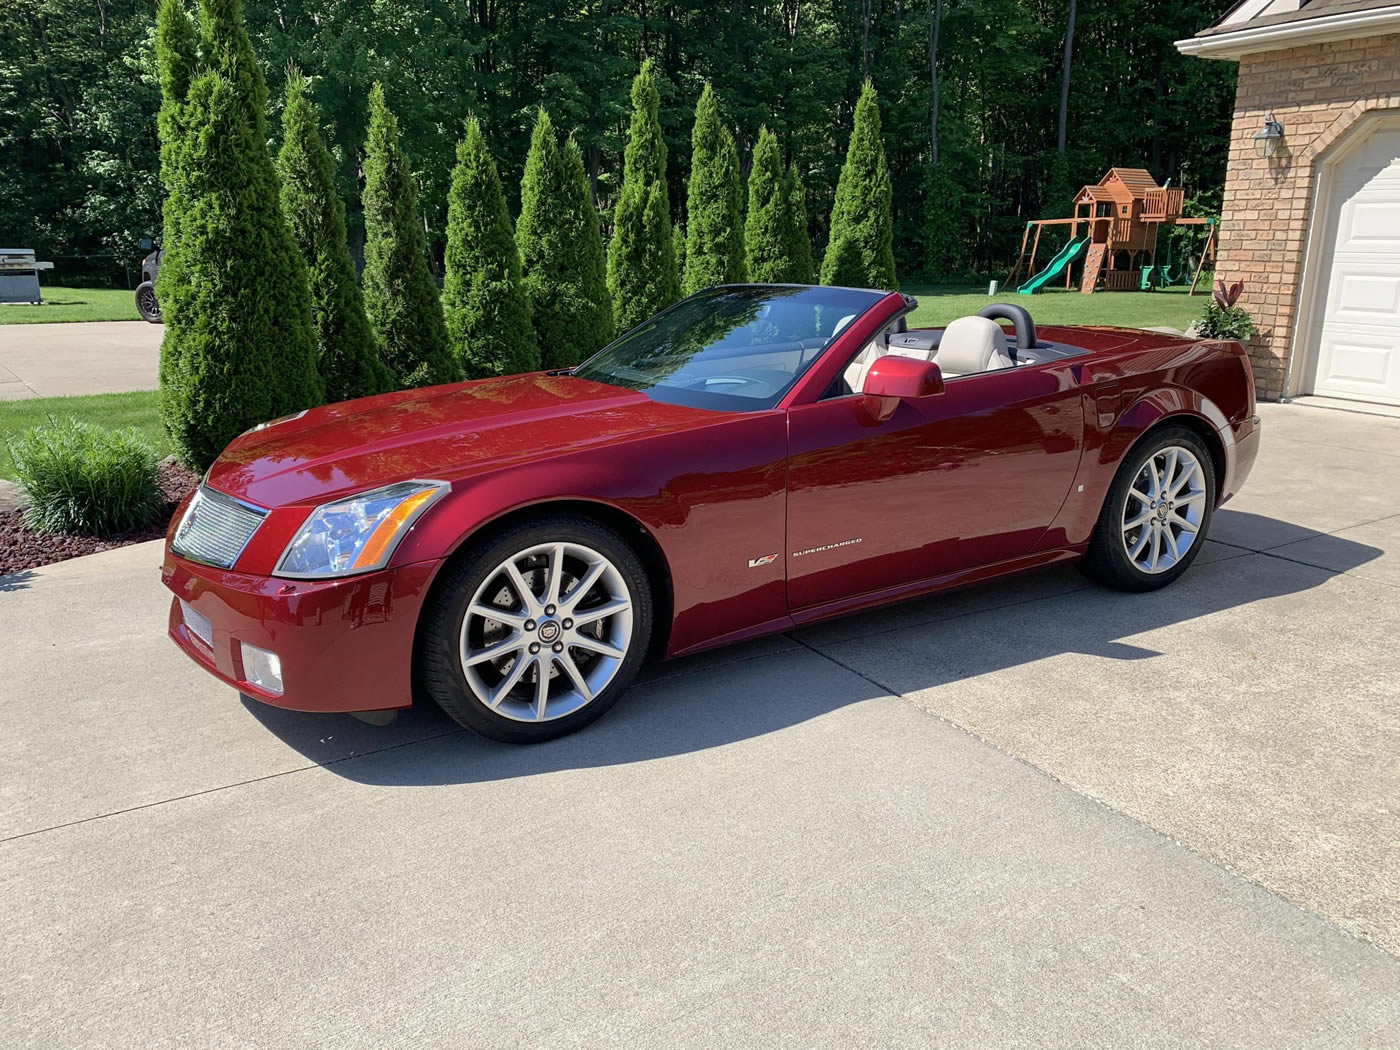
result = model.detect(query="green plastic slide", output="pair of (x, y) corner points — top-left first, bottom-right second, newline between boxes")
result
(1017, 237), (1086, 294)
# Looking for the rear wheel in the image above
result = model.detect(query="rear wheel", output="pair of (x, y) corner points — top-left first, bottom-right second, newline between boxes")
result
(135, 281), (161, 324)
(418, 517), (653, 743)
(1081, 426), (1216, 591)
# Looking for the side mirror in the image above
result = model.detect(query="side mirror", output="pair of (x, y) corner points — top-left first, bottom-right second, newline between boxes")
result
(138, 237), (154, 252)
(861, 355), (944, 421)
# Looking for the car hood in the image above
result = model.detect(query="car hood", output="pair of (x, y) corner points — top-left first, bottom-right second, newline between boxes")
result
(205, 372), (716, 509)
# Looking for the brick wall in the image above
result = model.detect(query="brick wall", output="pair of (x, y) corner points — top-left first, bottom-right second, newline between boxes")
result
(1218, 32), (1400, 399)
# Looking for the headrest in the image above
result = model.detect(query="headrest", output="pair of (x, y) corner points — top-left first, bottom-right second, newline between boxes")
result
(936, 316), (1013, 376)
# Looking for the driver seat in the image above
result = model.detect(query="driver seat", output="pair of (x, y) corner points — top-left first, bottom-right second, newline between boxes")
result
(936, 316), (1014, 377)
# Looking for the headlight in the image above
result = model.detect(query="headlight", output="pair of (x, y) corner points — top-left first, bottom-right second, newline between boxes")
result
(275, 480), (448, 579)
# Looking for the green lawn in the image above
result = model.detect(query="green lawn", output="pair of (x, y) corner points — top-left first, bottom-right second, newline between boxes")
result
(0, 286), (141, 324)
(903, 283), (1208, 333)
(0, 391), (169, 480)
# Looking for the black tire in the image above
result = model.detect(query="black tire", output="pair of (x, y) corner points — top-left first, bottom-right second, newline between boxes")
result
(135, 281), (162, 324)
(1080, 424), (1217, 592)
(418, 516), (653, 743)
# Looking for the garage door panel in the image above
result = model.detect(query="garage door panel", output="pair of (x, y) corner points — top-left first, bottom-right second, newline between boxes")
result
(1338, 201), (1400, 251)
(1325, 266), (1400, 323)
(1313, 124), (1400, 405)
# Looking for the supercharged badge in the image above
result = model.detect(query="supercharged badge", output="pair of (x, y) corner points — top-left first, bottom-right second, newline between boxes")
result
(791, 537), (863, 558)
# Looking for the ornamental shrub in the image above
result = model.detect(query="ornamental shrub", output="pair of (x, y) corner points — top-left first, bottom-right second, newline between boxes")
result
(821, 80), (896, 290)
(608, 59), (680, 331)
(154, 0), (197, 265)
(745, 127), (794, 283)
(197, 0), (267, 140)
(785, 163), (815, 284)
(1196, 279), (1257, 340)
(517, 110), (614, 368)
(278, 74), (392, 402)
(8, 419), (163, 535)
(361, 84), (458, 389)
(443, 117), (539, 378)
(157, 67), (324, 471)
(682, 84), (746, 295)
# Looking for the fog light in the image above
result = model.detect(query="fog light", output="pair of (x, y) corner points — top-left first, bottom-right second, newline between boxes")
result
(240, 642), (283, 695)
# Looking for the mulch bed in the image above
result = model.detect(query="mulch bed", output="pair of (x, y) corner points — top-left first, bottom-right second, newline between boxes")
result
(0, 460), (200, 576)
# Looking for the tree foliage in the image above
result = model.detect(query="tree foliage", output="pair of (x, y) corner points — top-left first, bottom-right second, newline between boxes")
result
(517, 109), (614, 368)
(7, 0), (1238, 284)
(443, 117), (540, 379)
(682, 84), (746, 295)
(608, 59), (679, 331)
(822, 80), (897, 290)
(745, 128), (797, 284)
(278, 74), (392, 402)
(785, 165), (816, 285)
(360, 84), (458, 389)
(157, 69), (323, 470)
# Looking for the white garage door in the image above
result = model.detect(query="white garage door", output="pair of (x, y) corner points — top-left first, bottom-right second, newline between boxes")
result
(1313, 124), (1400, 406)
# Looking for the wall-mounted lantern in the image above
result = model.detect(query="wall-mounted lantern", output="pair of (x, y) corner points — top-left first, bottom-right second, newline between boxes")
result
(1253, 113), (1285, 158)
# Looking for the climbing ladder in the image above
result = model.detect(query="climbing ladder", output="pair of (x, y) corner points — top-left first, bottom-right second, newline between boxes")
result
(1080, 243), (1107, 294)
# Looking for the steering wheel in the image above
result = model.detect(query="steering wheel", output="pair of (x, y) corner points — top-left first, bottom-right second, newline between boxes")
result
(681, 374), (780, 398)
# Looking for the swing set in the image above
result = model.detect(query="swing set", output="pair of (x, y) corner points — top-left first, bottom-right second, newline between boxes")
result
(1007, 168), (1218, 295)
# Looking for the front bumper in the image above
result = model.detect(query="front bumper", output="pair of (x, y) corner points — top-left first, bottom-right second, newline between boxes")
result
(162, 551), (439, 713)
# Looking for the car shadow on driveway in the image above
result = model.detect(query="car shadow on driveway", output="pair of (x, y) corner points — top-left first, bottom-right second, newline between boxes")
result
(242, 510), (1383, 788)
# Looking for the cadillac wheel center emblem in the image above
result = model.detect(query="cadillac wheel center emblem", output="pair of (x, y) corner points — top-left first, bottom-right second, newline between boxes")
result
(537, 620), (562, 643)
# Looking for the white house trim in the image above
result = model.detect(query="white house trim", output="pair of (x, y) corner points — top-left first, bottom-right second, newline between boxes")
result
(1175, 6), (1400, 60)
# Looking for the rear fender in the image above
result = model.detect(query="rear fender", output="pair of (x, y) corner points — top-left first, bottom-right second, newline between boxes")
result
(1043, 385), (1229, 549)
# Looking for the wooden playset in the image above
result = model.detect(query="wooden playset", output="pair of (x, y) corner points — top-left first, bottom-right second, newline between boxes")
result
(1007, 168), (1217, 295)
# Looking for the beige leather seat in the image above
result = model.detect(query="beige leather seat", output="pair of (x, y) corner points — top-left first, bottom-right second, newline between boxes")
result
(935, 316), (1014, 377)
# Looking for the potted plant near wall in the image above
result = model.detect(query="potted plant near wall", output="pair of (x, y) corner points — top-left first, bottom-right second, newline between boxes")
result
(1195, 279), (1257, 340)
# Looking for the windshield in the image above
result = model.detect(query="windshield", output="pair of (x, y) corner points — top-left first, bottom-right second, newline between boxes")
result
(572, 285), (887, 410)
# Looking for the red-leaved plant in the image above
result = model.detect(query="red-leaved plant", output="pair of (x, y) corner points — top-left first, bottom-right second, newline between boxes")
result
(1198, 278), (1256, 341)
(1212, 278), (1245, 310)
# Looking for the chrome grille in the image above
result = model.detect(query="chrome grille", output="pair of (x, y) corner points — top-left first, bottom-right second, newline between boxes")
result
(170, 486), (267, 569)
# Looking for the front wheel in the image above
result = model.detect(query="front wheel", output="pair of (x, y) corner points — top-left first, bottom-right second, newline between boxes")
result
(417, 517), (653, 743)
(1080, 426), (1217, 591)
(135, 281), (162, 324)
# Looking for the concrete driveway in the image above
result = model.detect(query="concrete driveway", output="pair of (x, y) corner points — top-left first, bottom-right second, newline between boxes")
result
(0, 321), (160, 399)
(2, 402), (1397, 1048)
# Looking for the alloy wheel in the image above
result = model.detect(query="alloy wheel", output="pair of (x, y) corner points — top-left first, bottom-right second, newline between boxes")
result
(1120, 445), (1207, 575)
(459, 541), (633, 722)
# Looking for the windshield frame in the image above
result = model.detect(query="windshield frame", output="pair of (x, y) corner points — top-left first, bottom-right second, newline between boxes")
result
(569, 284), (894, 413)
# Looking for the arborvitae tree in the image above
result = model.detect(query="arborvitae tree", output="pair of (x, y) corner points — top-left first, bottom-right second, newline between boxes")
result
(820, 80), (897, 290)
(197, 0), (267, 140)
(744, 127), (794, 283)
(443, 117), (539, 379)
(278, 74), (392, 402)
(153, 0), (197, 323)
(158, 71), (323, 470)
(361, 84), (458, 389)
(682, 84), (745, 295)
(517, 110), (613, 369)
(784, 164), (815, 284)
(608, 59), (679, 331)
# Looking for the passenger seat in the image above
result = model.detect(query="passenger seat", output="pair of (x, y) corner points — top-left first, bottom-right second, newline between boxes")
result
(935, 316), (1014, 377)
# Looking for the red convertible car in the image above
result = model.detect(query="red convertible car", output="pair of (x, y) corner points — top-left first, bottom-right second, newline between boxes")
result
(163, 285), (1260, 742)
